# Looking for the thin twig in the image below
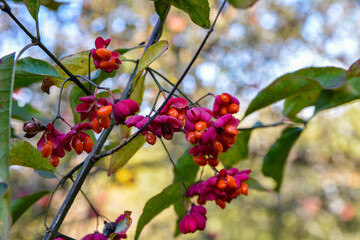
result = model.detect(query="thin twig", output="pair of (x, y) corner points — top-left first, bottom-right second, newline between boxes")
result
(160, 139), (189, 193)
(148, 69), (165, 92)
(69, 177), (107, 222)
(35, 0), (40, 39)
(195, 92), (214, 105)
(149, 91), (162, 116)
(237, 120), (288, 131)
(75, 75), (109, 90)
(55, 78), (71, 118)
(148, 67), (198, 107)
(44, 180), (65, 228)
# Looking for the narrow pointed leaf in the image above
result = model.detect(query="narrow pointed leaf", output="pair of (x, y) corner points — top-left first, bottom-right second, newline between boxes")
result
(23, 0), (40, 21)
(114, 46), (145, 55)
(154, 2), (171, 41)
(11, 191), (50, 225)
(220, 129), (252, 168)
(245, 67), (346, 117)
(154, 2), (171, 23)
(228, 0), (258, 9)
(109, 135), (146, 175)
(35, 170), (57, 179)
(10, 139), (57, 172)
(283, 90), (320, 118)
(262, 127), (303, 192)
(312, 58), (360, 113)
(247, 177), (272, 192)
(173, 150), (199, 183)
(92, 69), (116, 86)
(135, 182), (182, 240)
(136, 40), (168, 75)
(153, 0), (210, 28)
(0, 53), (15, 240)
(283, 59), (360, 118)
(315, 88), (359, 113)
(129, 74), (146, 107)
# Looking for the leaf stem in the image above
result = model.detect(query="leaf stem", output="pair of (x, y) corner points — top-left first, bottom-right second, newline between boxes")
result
(195, 92), (215, 105)
(148, 69), (165, 93)
(160, 139), (189, 194)
(237, 120), (289, 131)
(147, 67), (198, 107)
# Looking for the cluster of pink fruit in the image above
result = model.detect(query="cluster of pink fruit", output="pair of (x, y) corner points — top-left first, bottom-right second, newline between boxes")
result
(23, 37), (251, 237)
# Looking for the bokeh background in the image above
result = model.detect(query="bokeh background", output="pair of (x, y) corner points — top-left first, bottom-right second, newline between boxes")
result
(2, 0), (360, 239)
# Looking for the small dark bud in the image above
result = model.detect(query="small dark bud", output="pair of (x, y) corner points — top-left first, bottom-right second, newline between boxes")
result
(23, 117), (46, 138)
(102, 221), (118, 237)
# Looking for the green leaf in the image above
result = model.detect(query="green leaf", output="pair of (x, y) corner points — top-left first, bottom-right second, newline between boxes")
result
(0, 53), (14, 240)
(23, 0), (40, 21)
(129, 74), (146, 107)
(96, 89), (123, 99)
(245, 67), (346, 117)
(173, 150), (199, 183)
(153, 0), (210, 28)
(128, 40), (169, 106)
(10, 139), (57, 172)
(282, 60), (360, 118)
(247, 177), (271, 192)
(154, 2), (171, 41)
(314, 88), (359, 113)
(55, 50), (95, 79)
(137, 40), (169, 75)
(173, 198), (186, 237)
(172, 150), (198, 237)
(154, 2), (171, 23)
(220, 129), (252, 168)
(311, 58), (360, 114)
(69, 86), (85, 124)
(228, 0), (258, 9)
(42, 50), (95, 92)
(14, 57), (62, 90)
(262, 127), (303, 192)
(114, 46), (145, 55)
(35, 170), (57, 178)
(12, 101), (47, 122)
(135, 182), (182, 240)
(346, 58), (360, 82)
(108, 135), (146, 175)
(11, 191), (50, 225)
(12, 0), (64, 11)
(40, 0), (64, 10)
(283, 90), (320, 119)
(92, 69), (117, 86)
